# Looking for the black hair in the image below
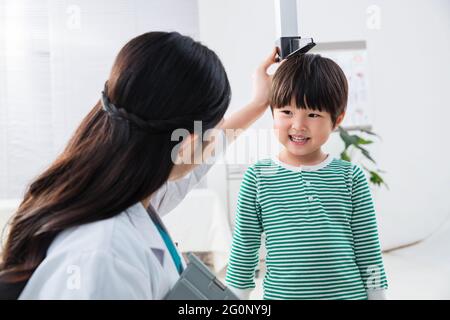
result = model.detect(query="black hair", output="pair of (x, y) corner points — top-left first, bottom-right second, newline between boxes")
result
(270, 53), (348, 126)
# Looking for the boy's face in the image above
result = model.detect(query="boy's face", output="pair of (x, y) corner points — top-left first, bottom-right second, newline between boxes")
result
(273, 103), (344, 158)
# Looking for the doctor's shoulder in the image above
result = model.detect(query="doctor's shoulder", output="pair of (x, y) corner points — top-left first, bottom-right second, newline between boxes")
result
(19, 206), (157, 299)
(46, 209), (144, 259)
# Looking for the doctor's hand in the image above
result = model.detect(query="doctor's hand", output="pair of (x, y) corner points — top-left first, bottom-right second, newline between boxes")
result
(250, 47), (283, 110)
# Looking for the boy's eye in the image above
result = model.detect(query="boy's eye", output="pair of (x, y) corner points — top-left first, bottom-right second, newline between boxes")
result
(281, 110), (293, 116)
(308, 113), (321, 118)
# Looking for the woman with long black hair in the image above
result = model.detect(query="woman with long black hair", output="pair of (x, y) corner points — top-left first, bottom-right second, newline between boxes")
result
(0, 31), (278, 299)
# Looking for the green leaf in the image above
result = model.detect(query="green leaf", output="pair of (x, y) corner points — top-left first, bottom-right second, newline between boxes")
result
(340, 150), (351, 162)
(338, 126), (387, 189)
(338, 127), (373, 148)
(338, 127), (354, 149)
(356, 137), (373, 145)
(355, 145), (376, 164)
(360, 128), (381, 140)
(361, 165), (389, 189)
(369, 170), (389, 189)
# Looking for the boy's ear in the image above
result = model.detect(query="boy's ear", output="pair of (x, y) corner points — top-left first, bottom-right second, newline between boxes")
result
(333, 112), (346, 129)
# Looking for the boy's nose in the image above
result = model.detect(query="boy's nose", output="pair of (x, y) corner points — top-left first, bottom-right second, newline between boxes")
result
(291, 119), (307, 132)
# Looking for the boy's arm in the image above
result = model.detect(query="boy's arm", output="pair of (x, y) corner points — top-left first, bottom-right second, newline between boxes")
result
(225, 166), (263, 299)
(351, 165), (389, 299)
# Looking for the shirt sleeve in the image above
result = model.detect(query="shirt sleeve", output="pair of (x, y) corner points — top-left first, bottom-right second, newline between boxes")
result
(150, 162), (214, 216)
(350, 165), (388, 294)
(225, 166), (263, 294)
(150, 129), (227, 217)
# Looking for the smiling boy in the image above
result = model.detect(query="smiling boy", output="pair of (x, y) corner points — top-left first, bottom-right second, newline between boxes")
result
(225, 54), (388, 300)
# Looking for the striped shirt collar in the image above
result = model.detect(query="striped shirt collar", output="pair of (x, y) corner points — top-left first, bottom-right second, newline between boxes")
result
(271, 154), (334, 172)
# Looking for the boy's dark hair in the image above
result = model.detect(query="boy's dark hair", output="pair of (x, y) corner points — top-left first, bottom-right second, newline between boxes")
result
(270, 53), (348, 126)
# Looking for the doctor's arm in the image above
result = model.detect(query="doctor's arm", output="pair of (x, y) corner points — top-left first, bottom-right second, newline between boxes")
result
(150, 48), (279, 216)
(218, 47), (278, 144)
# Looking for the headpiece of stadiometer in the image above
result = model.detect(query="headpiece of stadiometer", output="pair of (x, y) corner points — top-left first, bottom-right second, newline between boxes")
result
(274, 0), (316, 60)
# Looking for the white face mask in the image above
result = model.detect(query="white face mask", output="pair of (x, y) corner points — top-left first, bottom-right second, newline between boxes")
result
(168, 121), (226, 181)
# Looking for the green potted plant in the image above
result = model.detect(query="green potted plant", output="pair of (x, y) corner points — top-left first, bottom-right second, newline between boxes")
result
(338, 126), (388, 188)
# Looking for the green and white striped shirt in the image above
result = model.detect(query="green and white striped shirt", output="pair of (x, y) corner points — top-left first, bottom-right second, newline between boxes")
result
(225, 155), (388, 300)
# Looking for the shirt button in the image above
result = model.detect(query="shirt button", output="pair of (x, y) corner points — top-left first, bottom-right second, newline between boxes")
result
(305, 181), (311, 186)
(309, 196), (314, 202)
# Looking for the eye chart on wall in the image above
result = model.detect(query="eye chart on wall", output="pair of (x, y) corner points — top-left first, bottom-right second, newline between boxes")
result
(311, 41), (371, 129)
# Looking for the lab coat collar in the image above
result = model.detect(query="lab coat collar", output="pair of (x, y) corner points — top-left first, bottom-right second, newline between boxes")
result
(124, 201), (187, 272)
(125, 202), (167, 254)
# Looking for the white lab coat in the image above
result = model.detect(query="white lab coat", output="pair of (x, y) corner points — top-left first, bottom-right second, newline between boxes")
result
(19, 161), (216, 300)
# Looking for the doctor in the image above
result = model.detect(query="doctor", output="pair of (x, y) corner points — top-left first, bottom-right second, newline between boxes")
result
(0, 31), (279, 299)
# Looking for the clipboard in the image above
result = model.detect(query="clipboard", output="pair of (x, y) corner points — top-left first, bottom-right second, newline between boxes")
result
(165, 253), (239, 300)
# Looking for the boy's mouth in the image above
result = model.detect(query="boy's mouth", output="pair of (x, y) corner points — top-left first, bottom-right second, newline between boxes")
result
(289, 134), (310, 145)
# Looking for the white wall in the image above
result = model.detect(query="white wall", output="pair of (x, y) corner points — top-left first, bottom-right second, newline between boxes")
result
(300, 0), (450, 248)
(198, 0), (450, 249)
(198, 0), (278, 219)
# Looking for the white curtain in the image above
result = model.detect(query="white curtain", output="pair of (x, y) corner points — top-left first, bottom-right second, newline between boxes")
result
(0, 0), (200, 200)
(0, 0), (52, 199)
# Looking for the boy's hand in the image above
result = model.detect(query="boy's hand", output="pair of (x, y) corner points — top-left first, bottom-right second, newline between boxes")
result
(250, 47), (281, 109)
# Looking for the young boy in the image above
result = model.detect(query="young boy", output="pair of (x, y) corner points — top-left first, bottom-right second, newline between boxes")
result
(225, 54), (388, 300)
